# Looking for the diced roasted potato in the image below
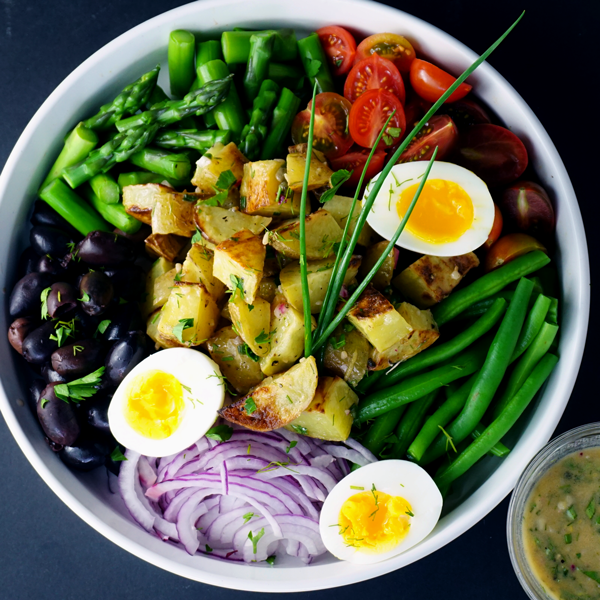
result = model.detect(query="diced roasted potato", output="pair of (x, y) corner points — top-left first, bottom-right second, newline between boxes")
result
(141, 257), (174, 317)
(323, 324), (371, 387)
(195, 205), (271, 245)
(279, 256), (361, 313)
(228, 295), (271, 357)
(286, 150), (333, 191)
(257, 277), (278, 303)
(207, 326), (265, 394)
(322, 195), (374, 247)
(157, 282), (220, 347)
(260, 294), (316, 376)
(359, 240), (397, 290)
(219, 356), (318, 431)
(180, 243), (226, 301)
(151, 191), (196, 237)
(347, 285), (412, 352)
(142, 267), (176, 317)
(393, 252), (480, 308)
(191, 142), (249, 196)
(213, 230), (265, 303)
(145, 233), (188, 262)
(369, 302), (440, 370)
(285, 376), (359, 441)
(197, 186), (240, 210)
(123, 183), (165, 225)
(267, 209), (343, 260)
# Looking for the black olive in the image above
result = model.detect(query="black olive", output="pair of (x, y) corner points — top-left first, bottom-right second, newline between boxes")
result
(45, 438), (64, 452)
(29, 225), (73, 259)
(18, 247), (40, 278)
(79, 271), (114, 316)
(35, 254), (68, 277)
(76, 231), (135, 267)
(87, 394), (112, 436)
(41, 363), (67, 384)
(59, 436), (112, 472)
(28, 379), (46, 414)
(36, 383), (80, 446)
(30, 200), (78, 235)
(21, 320), (60, 365)
(51, 338), (104, 377)
(102, 303), (143, 342)
(46, 282), (78, 319)
(8, 316), (39, 354)
(105, 331), (148, 387)
(72, 309), (100, 339)
(103, 266), (145, 301)
(9, 272), (54, 319)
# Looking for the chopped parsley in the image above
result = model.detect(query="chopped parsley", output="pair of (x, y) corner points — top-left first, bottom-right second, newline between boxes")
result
(109, 446), (127, 462)
(238, 343), (260, 362)
(243, 512), (255, 524)
(40, 287), (52, 320)
(205, 424), (233, 442)
(245, 397), (257, 415)
(172, 317), (194, 343)
(291, 425), (307, 435)
(95, 319), (111, 336)
(248, 528), (265, 554)
(320, 169), (352, 203)
(306, 58), (322, 78)
(54, 367), (105, 403)
(78, 291), (90, 302)
(286, 440), (297, 454)
(254, 330), (271, 345)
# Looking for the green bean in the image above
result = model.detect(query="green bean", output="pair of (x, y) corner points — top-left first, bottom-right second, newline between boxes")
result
(221, 29), (297, 64)
(353, 370), (385, 395)
(434, 354), (558, 490)
(297, 33), (335, 94)
(39, 179), (112, 235)
(168, 30), (196, 98)
(89, 172), (120, 205)
(353, 336), (491, 426)
(510, 294), (552, 362)
(129, 147), (191, 181)
(470, 423), (511, 457)
(422, 278), (534, 464)
(491, 321), (558, 419)
(444, 381), (461, 399)
(390, 390), (440, 459)
(547, 297), (559, 325)
(362, 406), (407, 457)
(431, 251), (550, 326)
(408, 374), (476, 463)
(244, 33), (275, 103)
(372, 298), (506, 392)
(268, 63), (304, 90)
(81, 185), (141, 234)
(260, 87), (301, 159)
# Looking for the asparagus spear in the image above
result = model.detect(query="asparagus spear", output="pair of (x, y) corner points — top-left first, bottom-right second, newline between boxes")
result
(129, 148), (191, 181)
(81, 185), (142, 234)
(63, 76), (232, 188)
(154, 129), (231, 152)
(297, 33), (335, 94)
(239, 79), (280, 160)
(260, 87), (301, 160)
(89, 172), (120, 205)
(268, 63), (305, 90)
(222, 29), (297, 63)
(243, 33), (275, 103)
(83, 66), (160, 130)
(191, 41), (224, 128)
(146, 85), (169, 109)
(168, 30), (196, 97)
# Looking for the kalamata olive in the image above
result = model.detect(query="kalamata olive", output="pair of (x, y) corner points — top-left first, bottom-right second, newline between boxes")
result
(72, 309), (100, 338)
(105, 331), (148, 388)
(59, 436), (112, 472)
(18, 247), (39, 278)
(76, 231), (135, 267)
(45, 282), (78, 319)
(8, 317), (38, 354)
(103, 266), (145, 301)
(29, 225), (73, 258)
(21, 320), (60, 365)
(35, 254), (68, 277)
(438, 97), (492, 129)
(79, 271), (114, 316)
(87, 394), (112, 435)
(30, 200), (78, 235)
(28, 379), (46, 414)
(45, 438), (64, 452)
(102, 303), (144, 341)
(37, 383), (80, 446)
(51, 338), (104, 377)
(41, 363), (67, 384)
(9, 272), (54, 318)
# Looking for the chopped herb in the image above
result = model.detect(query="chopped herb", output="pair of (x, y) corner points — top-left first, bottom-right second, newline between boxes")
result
(576, 553), (582, 559)
(174, 271), (183, 282)
(40, 287), (52, 320)
(205, 544), (213, 553)
(248, 528), (265, 554)
(566, 505), (577, 521)
(151, 310), (162, 324)
(564, 533), (572, 544)
(229, 275), (245, 298)
(291, 425), (307, 435)
(191, 230), (203, 244)
(247, 304), (254, 312)
(333, 57), (343, 68)
(240, 196), (247, 210)
(49, 319), (76, 347)
(109, 446), (127, 462)
(286, 395), (293, 404)
(350, 486), (364, 490)
(254, 330), (271, 345)
(182, 193), (198, 202)
(245, 397), (257, 415)
(330, 334), (346, 349)
(405, 509), (415, 517)
(265, 555), (276, 566)
(586, 497), (596, 520)
(172, 317), (194, 343)
(72, 345), (84, 356)
(96, 319), (111, 336)
(320, 169), (352, 203)
(306, 58), (322, 78)
(439, 425), (457, 453)
(222, 356), (234, 361)
(582, 571), (600, 585)
(286, 440), (297, 454)
(54, 367), (105, 403)
(382, 126), (402, 146)
(238, 343), (260, 362)
(343, 322), (355, 333)
(215, 169), (237, 190)
(247, 443), (251, 454)
(79, 291), (90, 302)
(205, 424), (233, 442)
(40, 398), (49, 409)
(207, 372), (236, 395)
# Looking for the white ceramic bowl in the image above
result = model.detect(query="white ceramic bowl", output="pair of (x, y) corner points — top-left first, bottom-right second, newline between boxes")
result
(0, 0), (589, 592)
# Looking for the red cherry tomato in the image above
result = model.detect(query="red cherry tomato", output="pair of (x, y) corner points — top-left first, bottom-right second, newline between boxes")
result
(438, 97), (491, 128)
(456, 124), (529, 187)
(291, 92), (354, 159)
(485, 233), (546, 272)
(349, 89), (406, 149)
(329, 148), (386, 188)
(397, 115), (458, 163)
(410, 59), (472, 104)
(344, 54), (405, 105)
(316, 26), (357, 77)
(499, 181), (555, 239)
(483, 203), (504, 250)
(355, 33), (416, 73)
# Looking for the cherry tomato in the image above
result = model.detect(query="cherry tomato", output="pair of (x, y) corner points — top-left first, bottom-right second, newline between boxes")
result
(438, 97), (491, 128)
(456, 124), (528, 187)
(316, 26), (357, 77)
(355, 33), (416, 73)
(329, 148), (386, 187)
(499, 181), (555, 239)
(483, 203), (504, 250)
(344, 54), (405, 104)
(410, 59), (472, 104)
(397, 115), (458, 163)
(349, 89), (406, 149)
(291, 92), (353, 159)
(484, 233), (546, 273)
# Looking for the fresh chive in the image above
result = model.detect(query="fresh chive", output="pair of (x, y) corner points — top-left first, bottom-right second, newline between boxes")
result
(585, 497), (595, 520)
(564, 533), (572, 544)
(350, 485), (364, 490)
(566, 505), (577, 521)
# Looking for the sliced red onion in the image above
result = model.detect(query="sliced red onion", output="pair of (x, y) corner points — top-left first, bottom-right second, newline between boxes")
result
(220, 461), (229, 495)
(138, 455), (157, 488)
(338, 436), (378, 463)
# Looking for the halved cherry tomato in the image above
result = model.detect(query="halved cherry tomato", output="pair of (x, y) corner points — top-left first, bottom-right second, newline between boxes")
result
(355, 33), (416, 73)
(344, 54), (405, 104)
(483, 203), (504, 250)
(291, 92), (354, 159)
(329, 148), (386, 187)
(316, 26), (357, 77)
(456, 124), (528, 187)
(349, 89), (406, 149)
(438, 97), (491, 128)
(410, 59), (472, 103)
(499, 181), (555, 239)
(397, 115), (458, 163)
(484, 233), (546, 272)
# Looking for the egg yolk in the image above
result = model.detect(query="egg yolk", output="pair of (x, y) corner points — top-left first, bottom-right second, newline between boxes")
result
(124, 370), (184, 440)
(338, 489), (413, 554)
(397, 179), (474, 243)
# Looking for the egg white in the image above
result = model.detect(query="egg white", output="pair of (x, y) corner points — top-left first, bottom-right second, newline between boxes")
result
(107, 348), (225, 457)
(319, 460), (443, 564)
(365, 162), (495, 257)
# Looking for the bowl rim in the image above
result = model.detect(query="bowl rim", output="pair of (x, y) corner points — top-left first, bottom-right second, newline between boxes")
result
(0, 0), (590, 592)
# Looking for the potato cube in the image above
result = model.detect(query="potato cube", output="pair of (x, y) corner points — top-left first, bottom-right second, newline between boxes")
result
(286, 151), (333, 191)
(347, 285), (412, 353)
(393, 253), (480, 308)
(285, 377), (359, 441)
(322, 195), (374, 247)
(219, 356), (318, 431)
(122, 183), (166, 225)
(144, 233), (188, 262)
(191, 142), (249, 196)
(228, 295), (271, 357)
(323, 325), (371, 387)
(180, 243), (226, 301)
(195, 205), (271, 245)
(359, 240), (397, 290)
(141, 257), (174, 317)
(151, 190), (196, 237)
(213, 230), (265, 304)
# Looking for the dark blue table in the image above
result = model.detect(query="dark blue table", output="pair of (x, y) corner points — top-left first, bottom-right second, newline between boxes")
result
(0, 1), (596, 598)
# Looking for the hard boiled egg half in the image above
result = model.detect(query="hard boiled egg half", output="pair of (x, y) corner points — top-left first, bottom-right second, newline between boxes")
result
(366, 162), (495, 256)
(319, 460), (442, 564)
(108, 348), (224, 457)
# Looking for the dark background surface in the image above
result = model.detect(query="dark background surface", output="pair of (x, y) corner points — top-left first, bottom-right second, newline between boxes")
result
(0, 1), (597, 598)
